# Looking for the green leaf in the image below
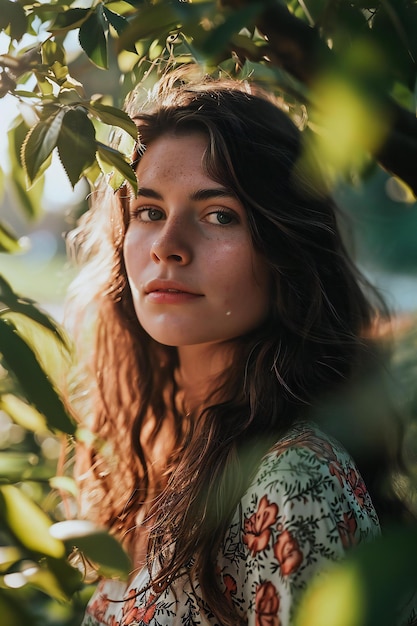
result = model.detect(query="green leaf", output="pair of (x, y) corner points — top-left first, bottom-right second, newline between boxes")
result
(24, 563), (78, 601)
(0, 222), (21, 253)
(200, 3), (264, 56)
(43, 555), (83, 597)
(0, 165), (4, 204)
(50, 521), (131, 578)
(9, 171), (45, 218)
(295, 526), (417, 626)
(0, 485), (65, 558)
(103, 5), (128, 35)
(2, 310), (71, 407)
(8, 121), (45, 220)
(86, 101), (138, 139)
(49, 475), (77, 498)
(103, 5), (137, 53)
(117, 2), (179, 51)
(79, 11), (108, 69)
(0, 394), (48, 433)
(41, 39), (66, 66)
(97, 141), (137, 193)
(0, 546), (23, 570)
(57, 107), (97, 187)
(0, 0), (28, 41)
(49, 7), (91, 32)
(0, 594), (29, 625)
(0, 451), (52, 482)
(0, 275), (67, 344)
(21, 109), (65, 185)
(0, 318), (76, 435)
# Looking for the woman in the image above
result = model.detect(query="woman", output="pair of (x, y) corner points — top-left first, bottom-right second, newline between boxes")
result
(67, 70), (403, 626)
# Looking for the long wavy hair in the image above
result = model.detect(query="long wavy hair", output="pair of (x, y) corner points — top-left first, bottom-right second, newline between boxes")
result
(66, 70), (403, 625)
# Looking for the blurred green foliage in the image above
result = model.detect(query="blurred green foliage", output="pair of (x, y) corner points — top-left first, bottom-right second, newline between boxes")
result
(0, 0), (417, 624)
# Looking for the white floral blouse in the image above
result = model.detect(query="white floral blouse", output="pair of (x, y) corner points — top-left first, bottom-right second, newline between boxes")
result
(82, 422), (380, 626)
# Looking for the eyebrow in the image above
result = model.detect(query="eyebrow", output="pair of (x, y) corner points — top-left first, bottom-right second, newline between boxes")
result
(137, 187), (236, 201)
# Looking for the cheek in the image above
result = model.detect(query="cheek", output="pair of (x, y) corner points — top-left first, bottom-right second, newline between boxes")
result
(224, 254), (271, 311)
(123, 230), (144, 283)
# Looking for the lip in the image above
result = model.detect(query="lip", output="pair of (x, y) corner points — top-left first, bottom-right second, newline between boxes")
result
(144, 279), (203, 304)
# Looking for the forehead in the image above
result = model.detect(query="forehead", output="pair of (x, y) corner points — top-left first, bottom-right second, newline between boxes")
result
(135, 132), (213, 184)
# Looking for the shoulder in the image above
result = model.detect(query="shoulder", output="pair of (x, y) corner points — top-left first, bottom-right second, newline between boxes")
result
(250, 421), (371, 496)
(240, 421), (380, 549)
(218, 423), (380, 625)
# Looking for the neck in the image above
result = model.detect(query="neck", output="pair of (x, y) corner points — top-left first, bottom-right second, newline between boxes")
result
(176, 342), (234, 414)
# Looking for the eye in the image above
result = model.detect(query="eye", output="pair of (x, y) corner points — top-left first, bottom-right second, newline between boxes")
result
(205, 210), (238, 225)
(132, 207), (165, 222)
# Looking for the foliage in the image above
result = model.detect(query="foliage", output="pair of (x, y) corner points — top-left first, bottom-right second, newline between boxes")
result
(0, 275), (131, 623)
(0, 0), (417, 624)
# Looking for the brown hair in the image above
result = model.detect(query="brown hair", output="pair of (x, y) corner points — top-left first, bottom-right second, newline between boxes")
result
(66, 70), (400, 625)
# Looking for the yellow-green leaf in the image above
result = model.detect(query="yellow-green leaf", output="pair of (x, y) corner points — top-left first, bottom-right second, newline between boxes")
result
(86, 101), (137, 140)
(41, 39), (66, 66)
(0, 394), (48, 433)
(0, 318), (76, 434)
(97, 141), (137, 193)
(0, 485), (65, 558)
(8, 121), (45, 220)
(0, 221), (21, 253)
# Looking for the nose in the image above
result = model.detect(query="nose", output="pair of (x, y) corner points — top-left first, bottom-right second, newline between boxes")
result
(150, 218), (192, 265)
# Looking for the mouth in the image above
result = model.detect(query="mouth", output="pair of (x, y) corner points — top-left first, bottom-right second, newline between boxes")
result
(145, 280), (202, 296)
(152, 288), (188, 293)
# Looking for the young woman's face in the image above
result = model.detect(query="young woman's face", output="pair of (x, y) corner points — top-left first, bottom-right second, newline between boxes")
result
(123, 132), (271, 348)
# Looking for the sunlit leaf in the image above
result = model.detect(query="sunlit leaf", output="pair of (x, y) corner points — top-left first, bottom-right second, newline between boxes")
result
(0, 318), (76, 434)
(0, 485), (65, 558)
(41, 39), (66, 66)
(0, 546), (22, 570)
(79, 11), (108, 69)
(103, 5), (137, 53)
(117, 2), (179, 51)
(97, 141), (137, 193)
(86, 101), (138, 140)
(303, 65), (390, 185)
(49, 475), (78, 498)
(0, 394), (48, 433)
(0, 451), (54, 482)
(57, 107), (97, 187)
(50, 521), (131, 578)
(103, 5), (128, 35)
(24, 564), (75, 601)
(8, 121), (45, 219)
(21, 108), (65, 185)
(0, 274), (69, 349)
(0, 222), (21, 253)
(295, 527), (417, 626)
(49, 7), (91, 32)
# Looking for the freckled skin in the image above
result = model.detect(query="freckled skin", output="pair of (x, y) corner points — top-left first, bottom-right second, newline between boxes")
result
(123, 133), (271, 349)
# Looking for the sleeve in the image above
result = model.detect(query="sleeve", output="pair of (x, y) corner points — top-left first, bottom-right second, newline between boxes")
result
(218, 432), (381, 626)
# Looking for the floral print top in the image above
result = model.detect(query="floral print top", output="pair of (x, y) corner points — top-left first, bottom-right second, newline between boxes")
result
(82, 422), (380, 626)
